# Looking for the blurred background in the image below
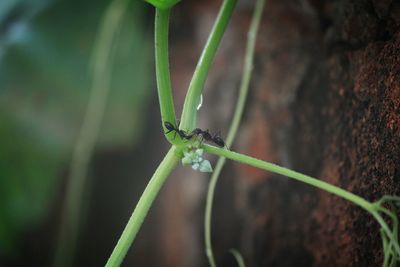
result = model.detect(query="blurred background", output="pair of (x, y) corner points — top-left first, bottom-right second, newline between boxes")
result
(1, 0), (399, 266)
(0, 0), (161, 265)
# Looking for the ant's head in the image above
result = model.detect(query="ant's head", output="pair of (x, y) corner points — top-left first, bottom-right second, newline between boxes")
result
(164, 121), (176, 131)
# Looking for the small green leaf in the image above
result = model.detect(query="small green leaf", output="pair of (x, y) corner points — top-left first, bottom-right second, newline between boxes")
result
(144, 0), (180, 9)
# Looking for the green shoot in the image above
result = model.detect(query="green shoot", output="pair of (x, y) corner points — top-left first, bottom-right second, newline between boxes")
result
(372, 196), (400, 267)
(204, 0), (266, 265)
(230, 249), (246, 267)
(155, 8), (179, 144)
(105, 147), (181, 267)
(180, 0), (237, 131)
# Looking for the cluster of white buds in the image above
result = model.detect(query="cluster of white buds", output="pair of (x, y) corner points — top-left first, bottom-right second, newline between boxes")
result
(181, 147), (212, 173)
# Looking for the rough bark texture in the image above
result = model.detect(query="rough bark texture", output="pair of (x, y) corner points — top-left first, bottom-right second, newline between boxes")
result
(161, 0), (400, 266)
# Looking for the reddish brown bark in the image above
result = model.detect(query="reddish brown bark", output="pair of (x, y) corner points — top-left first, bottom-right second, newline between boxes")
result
(160, 0), (400, 266)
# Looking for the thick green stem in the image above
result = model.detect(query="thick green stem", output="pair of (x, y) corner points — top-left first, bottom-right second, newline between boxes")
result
(155, 8), (178, 142)
(145, 0), (180, 10)
(105, 7), (181, 267)
(203, 145), (374, 212)
(105, 146), (180, 267)
(204, 0), (265, 265)
(180, 0), (237, 131)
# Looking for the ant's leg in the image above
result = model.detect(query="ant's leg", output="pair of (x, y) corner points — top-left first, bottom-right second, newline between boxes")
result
(198, 134), (205, 145)
(175, 121), (181, 141)
(165, 130), (176, 139)
(166, 128), (177, 140)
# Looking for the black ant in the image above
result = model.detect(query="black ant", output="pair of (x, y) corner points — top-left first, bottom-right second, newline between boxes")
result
(164, 121), (188, 140)
(187, 128), (225, 148)
(186, 128), (210, 140)
(164, 121), (226, 147)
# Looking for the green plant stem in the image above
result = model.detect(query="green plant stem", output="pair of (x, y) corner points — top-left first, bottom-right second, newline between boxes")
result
(106, 8), (180, 266)
(205, 145), (400, 260)
(180, 0), (237, 131)
(105, 146), (181, 267)
(224, 0), (265, 147)
(54, 0), (128, 266)
(202, 144), (374, 212)
(372, 210), (400, 255)
(381, 230), (390, 267)
(204, 0), (265, 265)
(155, 8), (178, 142)
(145, 0), (180, 10)
(229, 249), (246, 267)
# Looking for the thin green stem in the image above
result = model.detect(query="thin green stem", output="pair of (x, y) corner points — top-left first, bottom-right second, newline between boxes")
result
(180, 0), (237, 131)
(204, 145), (400, 262)
(381, 230), (390, 267)
(155, 8), (178, 143)
(376, 196), (400, 206)
(105, 146), (181, 267)
(372, 209), (400, 256)
(202, 145), (374, 212)
(204, 0), (265, 265)
(225, 0), (265, 147)
(54, 0), (129, 265)
(229, 249), (246, 267)
(105, 6), (181, 267)
(203, 145), (400, 263)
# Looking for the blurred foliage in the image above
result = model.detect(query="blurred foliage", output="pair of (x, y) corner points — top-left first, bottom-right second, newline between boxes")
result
(0, 111), (60, 253)
(0, 0), (151, 254)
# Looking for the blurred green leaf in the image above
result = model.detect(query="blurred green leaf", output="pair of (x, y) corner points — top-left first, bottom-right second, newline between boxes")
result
(0, 0), (151, 150)
(0, 0), (151, 252)
(0, 111), (61, 253)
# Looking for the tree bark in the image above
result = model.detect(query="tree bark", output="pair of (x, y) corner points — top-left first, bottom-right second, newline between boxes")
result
(163, 0), (400, 266)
